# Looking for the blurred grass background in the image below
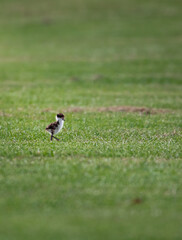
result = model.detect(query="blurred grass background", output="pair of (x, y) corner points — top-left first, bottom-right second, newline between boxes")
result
(0, 0), (182, 111)
(0, 0), (182, 239)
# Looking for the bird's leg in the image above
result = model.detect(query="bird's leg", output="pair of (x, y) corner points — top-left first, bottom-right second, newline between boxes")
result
(52, 136), (60, 141)
(50, 134), (53, 141)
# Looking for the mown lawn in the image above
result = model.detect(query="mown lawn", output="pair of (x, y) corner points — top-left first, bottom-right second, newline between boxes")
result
(0, 0), (182, 239)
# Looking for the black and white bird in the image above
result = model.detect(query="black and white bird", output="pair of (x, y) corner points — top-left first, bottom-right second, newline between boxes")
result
(45, 113), (65, 141)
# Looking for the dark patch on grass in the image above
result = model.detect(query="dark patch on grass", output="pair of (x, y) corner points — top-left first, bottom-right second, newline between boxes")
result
(63, 106), (168, 114)
(41, 108), (55, 113)
(92, 74), (105, 81)
(132, 198), (143, 205)
(42, 18), (53, 25)
(70, 76), (80, 81)
(97, 106), (153, 114)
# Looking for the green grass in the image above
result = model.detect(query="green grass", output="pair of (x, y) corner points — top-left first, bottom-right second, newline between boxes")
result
(0, 0), (182, 239)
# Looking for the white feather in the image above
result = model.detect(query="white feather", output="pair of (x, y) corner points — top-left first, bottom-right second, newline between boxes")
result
(55, 117), (64, 135)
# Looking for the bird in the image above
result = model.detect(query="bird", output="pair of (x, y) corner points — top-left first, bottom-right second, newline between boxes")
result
(45, 113), (65, 141)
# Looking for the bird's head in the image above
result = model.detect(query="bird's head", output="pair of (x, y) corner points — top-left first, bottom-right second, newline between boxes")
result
(56, 113), (65, 121)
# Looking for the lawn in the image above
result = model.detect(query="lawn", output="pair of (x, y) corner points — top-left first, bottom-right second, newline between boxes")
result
(0, 0), (182, 239)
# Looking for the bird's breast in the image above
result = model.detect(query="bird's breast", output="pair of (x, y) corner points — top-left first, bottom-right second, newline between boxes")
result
(55, 121), (64, 134)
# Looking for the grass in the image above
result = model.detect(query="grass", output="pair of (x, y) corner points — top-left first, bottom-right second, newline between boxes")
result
(0, 0), (182, 239)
